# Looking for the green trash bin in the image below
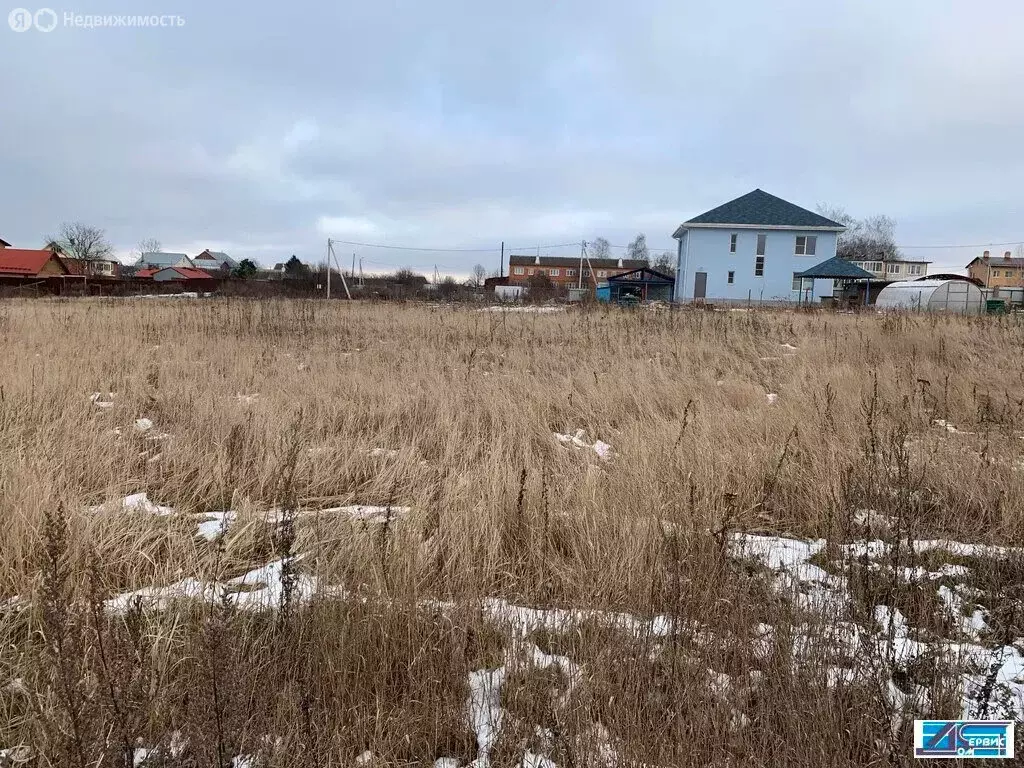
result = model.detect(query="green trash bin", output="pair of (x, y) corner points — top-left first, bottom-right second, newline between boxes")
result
(986, 299), (1006, 314)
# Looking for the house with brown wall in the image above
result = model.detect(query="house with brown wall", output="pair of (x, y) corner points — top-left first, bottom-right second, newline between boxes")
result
(507, 255), (648, 288)
(966, 250), (1024, 289)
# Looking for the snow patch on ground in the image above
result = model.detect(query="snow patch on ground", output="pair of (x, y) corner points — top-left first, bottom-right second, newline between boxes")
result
(264, 504), (411, 524)
(89, 391), (116, 408)
(553, 429), (614, 462)
(934, 418), (973, 435)
(195, 511), (236, 541)
(106, 555), (324, 614)
(480, 306), (564, 314)
(89, 492), (175, 516)
(729, 530), (1024, 722)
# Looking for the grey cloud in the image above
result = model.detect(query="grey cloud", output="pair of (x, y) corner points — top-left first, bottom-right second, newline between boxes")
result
(0, 0), (1021, 272)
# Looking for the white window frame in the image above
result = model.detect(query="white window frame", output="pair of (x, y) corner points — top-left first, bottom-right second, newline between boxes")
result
(549, 268), (560, 277)
(597, 270), (607, 278)
(795, 235), (817, 256)
(792, 272), (814, 292)
(729, 234), (737, 253)
(756, 234), (767, 256)
(513, 266), (524, 275)
(886, 263), (901, 275)
(908, 264), (924, 276)
(868, 262), (882, 272)
(754, 256), (765, 277)
(565, 268), (576, 277)
(727, 270), (734, 284)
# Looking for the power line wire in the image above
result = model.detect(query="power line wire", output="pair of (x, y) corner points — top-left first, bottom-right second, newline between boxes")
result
(331, 236), (1024, 260)
(327, 238), (579, 253)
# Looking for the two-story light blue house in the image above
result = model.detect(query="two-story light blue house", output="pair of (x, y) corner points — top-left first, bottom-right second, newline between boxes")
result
(672, 190), (846, 303)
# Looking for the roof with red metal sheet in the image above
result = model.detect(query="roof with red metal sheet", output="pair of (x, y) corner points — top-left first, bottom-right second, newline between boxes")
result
(167, 267), (212, 279)
(0, 248), (66, 276)
(136, 267), (159, 278)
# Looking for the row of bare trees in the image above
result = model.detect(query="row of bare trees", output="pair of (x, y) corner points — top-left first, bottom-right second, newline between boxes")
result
(42, 221), (165, 265)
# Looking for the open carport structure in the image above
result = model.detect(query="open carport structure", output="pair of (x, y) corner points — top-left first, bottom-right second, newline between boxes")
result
(602, 268), (675, 303)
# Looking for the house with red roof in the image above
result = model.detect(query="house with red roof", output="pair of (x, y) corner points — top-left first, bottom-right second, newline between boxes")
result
(137, 266), (213, 282)
(0, 247), (72, 278)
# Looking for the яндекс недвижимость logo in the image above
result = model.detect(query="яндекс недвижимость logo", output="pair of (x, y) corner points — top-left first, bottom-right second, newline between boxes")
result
(915, 721), (1015, 759)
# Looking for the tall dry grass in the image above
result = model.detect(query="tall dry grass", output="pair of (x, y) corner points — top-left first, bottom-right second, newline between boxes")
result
(1, 298), (1023, 766)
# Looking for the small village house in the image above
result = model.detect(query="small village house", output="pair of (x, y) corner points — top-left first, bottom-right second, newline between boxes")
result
(0, 246), (84, 293)
(193, 249), (237, 273)
(966, 251), (1024, 291)
(137, 266), (214, 282)
(673, 189), (847, 303)
(845, 256), (929, 283)
(137, 251), (194, 270)
(0, 236), (11, 248)
(45, 241), (120, 279)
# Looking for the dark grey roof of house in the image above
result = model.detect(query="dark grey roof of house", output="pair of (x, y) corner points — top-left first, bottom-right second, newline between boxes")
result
(683, 189), (845, 229)
(607, 267), (675, 284)
(508, 255), (648, 270)
(965, 255), (1024, 269)
(796, 256), (875, 280)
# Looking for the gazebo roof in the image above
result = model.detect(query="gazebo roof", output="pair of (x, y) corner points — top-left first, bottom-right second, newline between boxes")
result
(796, 256), (875, 280)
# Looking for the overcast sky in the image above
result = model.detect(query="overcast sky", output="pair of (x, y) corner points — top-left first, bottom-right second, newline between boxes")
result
(2, 0), (1022, 275)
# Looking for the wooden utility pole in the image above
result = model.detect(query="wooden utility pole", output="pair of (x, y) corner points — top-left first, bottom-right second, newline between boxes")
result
(500, 241), (504, 277)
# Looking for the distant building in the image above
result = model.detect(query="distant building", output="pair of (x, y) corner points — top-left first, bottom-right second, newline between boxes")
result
(193, 249), (237, 273)
(43, 241), (120, 278)
(137, 252), (194, 270)
(966, 250), (1024, 290)
(0, 236), (11, 248)
(0, 247), (72, 278)
(507, 255), (647, 287)
(672, 189), (846, 303)
(844, 257), (929, 282)
(137, 266), (213, 282)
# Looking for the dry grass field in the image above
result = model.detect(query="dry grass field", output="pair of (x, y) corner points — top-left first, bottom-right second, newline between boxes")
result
(2, 298), (1024, 767)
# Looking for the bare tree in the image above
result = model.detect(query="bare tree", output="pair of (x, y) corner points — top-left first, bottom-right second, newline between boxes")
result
(626, 233), (649, 264)
(816, 205), (899, 261)
(47, 222), (114, 264)
(651, 251), (676, 276)
(589, 238), (611, 261)
(1015, 244), (1024, 260)
(470, 263), (487, 287)
(132, 238), (162, 262)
